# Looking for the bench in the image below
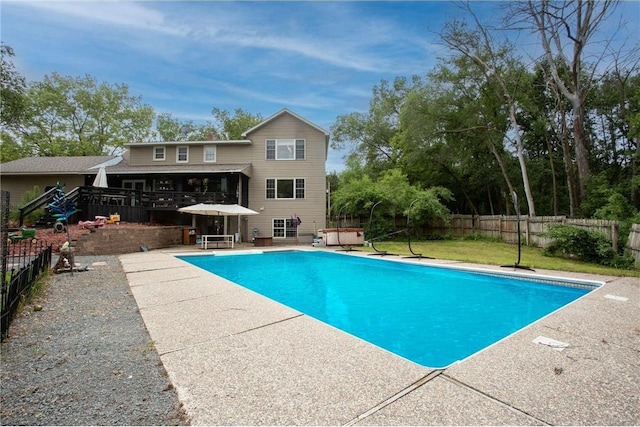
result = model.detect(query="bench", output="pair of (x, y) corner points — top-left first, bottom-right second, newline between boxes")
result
(201, 234), (234, 250)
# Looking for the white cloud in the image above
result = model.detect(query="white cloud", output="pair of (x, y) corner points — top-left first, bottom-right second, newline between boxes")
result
(9, 1), (188, 36)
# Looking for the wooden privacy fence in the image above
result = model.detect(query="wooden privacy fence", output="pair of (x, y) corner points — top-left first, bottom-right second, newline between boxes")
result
(424, 215), (623, 251)
(627, 224), (640, 267)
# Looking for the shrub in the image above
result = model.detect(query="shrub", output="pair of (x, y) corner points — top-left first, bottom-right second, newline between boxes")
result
(543, 224), (634, 269)
(9, 185), (44, 226)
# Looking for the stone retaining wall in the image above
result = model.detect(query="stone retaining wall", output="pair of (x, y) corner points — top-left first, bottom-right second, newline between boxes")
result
(73, 226), (182, 255)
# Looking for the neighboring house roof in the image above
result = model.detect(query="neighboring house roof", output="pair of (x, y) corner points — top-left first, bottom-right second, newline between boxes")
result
(242, 108), (330, 142)
(0, 156), (119, 175)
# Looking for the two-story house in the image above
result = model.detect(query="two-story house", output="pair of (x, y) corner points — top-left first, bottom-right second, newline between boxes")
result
(0, 109), (329, 243)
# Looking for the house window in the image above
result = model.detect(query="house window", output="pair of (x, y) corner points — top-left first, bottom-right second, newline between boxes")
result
(177, 146), (189, 163)
(273, 218), (297, 238)
(154, 146), (166, 161)
(122, 180), (146, 191)
(265, 178), (305, 199)
(203, 145), (216, 162)
(266, 139), (305, 160)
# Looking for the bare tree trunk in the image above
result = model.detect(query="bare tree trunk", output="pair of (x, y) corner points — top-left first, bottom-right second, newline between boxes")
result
(522, 0), (616, 208)
(440, 5), (536, 215)
(573, 101), (590, 206)
(560, 118), (578, 217)
(544, 133), (559, 216)
(540, 61), (579, 216)
(487, 134), (516, 204)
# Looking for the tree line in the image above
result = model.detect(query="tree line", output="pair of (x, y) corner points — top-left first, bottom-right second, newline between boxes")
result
(329, 1), (639, 230)
(0, 44), (262, 161)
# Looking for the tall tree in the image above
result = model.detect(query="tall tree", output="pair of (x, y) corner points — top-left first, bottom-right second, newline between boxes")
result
(592, 61), (640, 209)
(154, 113), (217, 141)
(440, 11), (537, 216)
(18, 73), (154, 156)
(211, 107), (262, 140)
(0, 43), (27, 131)
(399, 69), (505, 215)
(512, 0), (619, 211)
(331, 77), (412, 179)
(0, 43), (29, 162)
(426, 43), (527, 215)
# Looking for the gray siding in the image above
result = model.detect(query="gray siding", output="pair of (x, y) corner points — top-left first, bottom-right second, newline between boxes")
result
(129, 143), (253, 166)
(2, 175), (85, 209)
(244, 113), (327, 239)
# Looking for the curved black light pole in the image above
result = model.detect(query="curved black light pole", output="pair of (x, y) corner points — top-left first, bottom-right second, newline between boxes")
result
(501, 191), (534, 271)
(404, 199), (432, 259)
(367, 201), (388, 256)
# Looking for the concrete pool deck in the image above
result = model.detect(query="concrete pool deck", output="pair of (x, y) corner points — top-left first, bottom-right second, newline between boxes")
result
(119, 246), (639, 425)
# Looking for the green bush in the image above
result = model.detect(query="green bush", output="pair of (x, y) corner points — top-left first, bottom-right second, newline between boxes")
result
(9, 185), (44, 226)
(543, 224), (634, 269)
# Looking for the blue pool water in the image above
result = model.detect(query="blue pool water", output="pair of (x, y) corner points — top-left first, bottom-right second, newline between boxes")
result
(177, 250), (597, 368)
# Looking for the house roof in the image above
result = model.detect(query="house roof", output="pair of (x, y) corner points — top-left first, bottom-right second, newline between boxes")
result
(124, 140), (252, 147)
(107, 162), (252, 178)
(0, 156), (119, 175)
(241, 108), (330, 142)
(0, 154), (252, 178)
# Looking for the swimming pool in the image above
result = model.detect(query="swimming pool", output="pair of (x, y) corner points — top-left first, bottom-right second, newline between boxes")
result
(177, 250), (599, 368)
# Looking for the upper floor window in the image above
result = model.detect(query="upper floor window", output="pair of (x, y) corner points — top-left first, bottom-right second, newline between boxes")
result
(177, 146), (189, 163)
(203, 145), (216, 162)
(154, 146), (166, 161)
(266, 178), (305, 199)
(266, 139), (305, 160)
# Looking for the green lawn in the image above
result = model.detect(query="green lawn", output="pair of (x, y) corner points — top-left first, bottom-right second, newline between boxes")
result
(352, 239), (639, 277)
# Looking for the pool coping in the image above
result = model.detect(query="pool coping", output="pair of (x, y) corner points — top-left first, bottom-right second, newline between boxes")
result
(119, 245), (640, 425)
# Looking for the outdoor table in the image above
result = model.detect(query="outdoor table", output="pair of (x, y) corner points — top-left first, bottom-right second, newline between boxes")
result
(201, 234), (234, 249)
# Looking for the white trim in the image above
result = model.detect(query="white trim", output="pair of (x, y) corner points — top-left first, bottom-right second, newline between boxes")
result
(203, 145), (217, 163)
(242, 108), (329, 138)
(272, 217), (297, 239)
(176, 146), (189, 163)
(266, 139), (305, 160)
(153, 146), (166, 161)
(265, 177), (305, 199)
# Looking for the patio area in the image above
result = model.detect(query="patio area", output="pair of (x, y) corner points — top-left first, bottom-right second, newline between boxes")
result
(119, 246), (639, 425)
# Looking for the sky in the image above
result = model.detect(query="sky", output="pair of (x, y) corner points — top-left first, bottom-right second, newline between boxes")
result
(2, 1), (639, 172)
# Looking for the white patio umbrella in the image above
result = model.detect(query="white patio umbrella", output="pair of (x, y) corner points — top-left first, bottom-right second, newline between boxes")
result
(178, 203), (259, 239)
(92, 167), (108, 188)
(178, 203), (259, 216)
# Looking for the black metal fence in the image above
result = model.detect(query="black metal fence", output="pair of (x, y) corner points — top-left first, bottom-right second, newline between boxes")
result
(1, 190), (53, 341)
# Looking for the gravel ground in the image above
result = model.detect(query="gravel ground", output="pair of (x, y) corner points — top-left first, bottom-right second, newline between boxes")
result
(0, 255), (189, 426)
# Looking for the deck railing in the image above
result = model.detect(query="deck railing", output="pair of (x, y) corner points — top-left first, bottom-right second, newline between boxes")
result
(18, 187), (240, 226)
